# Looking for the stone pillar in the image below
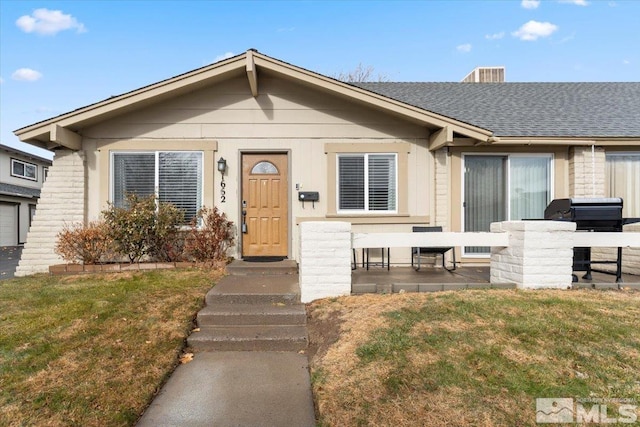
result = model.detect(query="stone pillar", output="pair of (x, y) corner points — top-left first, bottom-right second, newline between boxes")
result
(434, 148), (449, 229)
(490, 221), (576, 289)
(299, 221), (351, 303)
(15, 150), (86, 276)
(569, 146), (605, 198)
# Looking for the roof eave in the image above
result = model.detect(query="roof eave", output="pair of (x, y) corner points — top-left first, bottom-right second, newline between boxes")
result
(485, 136), (640, 146)
(14, 50), (493, 149)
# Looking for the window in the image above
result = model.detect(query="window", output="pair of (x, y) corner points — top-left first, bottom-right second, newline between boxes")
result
(112, 151), (203, 222)
(606, 153), (640, 217)
(11, 159), (37, 181)
(251, 161), (278, 174)
(464, 154), (552, 254)
(43, 167), (49, 182)
(337, 153), (397, 213)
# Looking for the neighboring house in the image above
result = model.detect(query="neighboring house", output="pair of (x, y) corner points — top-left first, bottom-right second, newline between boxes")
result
(0, 144), (52, 246)
(11, 50), (640, 275)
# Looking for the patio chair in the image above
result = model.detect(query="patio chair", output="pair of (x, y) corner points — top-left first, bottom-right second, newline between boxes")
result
(411, 226), (457, 272)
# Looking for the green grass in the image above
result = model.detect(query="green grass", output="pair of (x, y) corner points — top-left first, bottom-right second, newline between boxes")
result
(0, 269), (219, 427)
(309, 289), (640, 426)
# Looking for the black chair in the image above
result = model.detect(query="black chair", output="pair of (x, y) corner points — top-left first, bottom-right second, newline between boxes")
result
(411, 226), (457, 271)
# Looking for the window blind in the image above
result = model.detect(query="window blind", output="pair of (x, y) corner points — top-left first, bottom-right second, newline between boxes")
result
(159, 152), (202, 222)
(368, 154), (396, 211)
(113, 153), (155, 207)
(113, 151), (203, 222)
(338, 156), (365, 210)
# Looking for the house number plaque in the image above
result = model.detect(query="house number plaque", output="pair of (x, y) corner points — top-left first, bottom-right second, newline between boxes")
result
(220, 180), (226, 203)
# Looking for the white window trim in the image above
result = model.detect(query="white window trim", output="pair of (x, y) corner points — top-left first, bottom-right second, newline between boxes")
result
(461, 152), (554, 258)
(336, 152), (398, 215)
(11, 158), (38, 181)
(109, 150), (204, 216)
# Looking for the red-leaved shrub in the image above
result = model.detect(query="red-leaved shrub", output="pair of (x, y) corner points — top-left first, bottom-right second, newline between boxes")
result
(55, 221), (112, 264)
(184, 207), (235, 264)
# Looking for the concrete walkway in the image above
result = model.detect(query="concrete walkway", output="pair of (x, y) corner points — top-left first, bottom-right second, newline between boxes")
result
(137, 352), (315, 427)
(137, 260), (315, 427)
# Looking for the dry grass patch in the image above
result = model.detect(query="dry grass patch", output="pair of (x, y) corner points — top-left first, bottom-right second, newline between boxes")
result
(308, 289), (640, 426)
(0, 268), (221, 427)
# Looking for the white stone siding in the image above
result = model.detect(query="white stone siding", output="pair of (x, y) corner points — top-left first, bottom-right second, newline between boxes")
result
(434, 148), (449, 229)
(569, 146), (605, 198)
(299, 221), (351, 303)
(15, 150), (86, 276)
(490, 221), (576, 289)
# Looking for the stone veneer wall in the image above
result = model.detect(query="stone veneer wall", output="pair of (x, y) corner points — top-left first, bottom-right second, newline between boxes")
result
(434, 148), (449, 229)
(299, 221), (351, 303)
(569, 146), (606, 198)
(568, 147), (640, 276)
(490, 221), (576, 289)
(15, 150), (86, 276)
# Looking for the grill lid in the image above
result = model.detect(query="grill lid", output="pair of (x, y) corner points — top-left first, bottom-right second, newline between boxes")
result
(544, 198), (623, 222)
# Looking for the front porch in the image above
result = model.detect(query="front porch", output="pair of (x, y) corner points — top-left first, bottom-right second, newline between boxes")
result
(351, 265), (640, 294)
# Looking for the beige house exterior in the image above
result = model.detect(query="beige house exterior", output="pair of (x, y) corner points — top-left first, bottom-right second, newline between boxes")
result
(12, 50), (640, 276)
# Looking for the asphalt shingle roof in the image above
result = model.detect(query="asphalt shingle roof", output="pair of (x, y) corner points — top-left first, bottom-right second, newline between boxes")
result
(356, 82), (640, 138)
(0, 183), (41, 199)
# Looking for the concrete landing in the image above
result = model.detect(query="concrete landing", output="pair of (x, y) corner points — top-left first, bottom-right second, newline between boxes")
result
(137, 352), (315, 427)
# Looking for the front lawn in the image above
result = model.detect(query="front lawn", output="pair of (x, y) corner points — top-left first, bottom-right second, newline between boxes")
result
(307, 289), (640, 426)
(0, 269), (219, 426)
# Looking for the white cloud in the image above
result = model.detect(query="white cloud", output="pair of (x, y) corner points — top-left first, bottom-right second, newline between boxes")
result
(214, 52), (235, 62)
(456, 43), (472, 53)
(11, 68), (43, 82)
(623, 59), (630, 65)
(512, 20), (559, 41)
(16, 8), (86, 35)
(485, 32), (505, 40)
(277, 27), (295, 33)
(559, 0), (588, 5)
(608, 1), (617, 6)
(521, 0), (541, 9)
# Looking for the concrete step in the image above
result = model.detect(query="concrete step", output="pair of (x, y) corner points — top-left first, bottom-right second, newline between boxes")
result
(197, 303), (307, 326)
(206, 275), (300, 305)
(188, 325), (308, 352)
(226, 259), (298, 276)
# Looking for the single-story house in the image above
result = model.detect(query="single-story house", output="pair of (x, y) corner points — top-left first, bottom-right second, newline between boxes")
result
(12, 50), (640, 276)
(0, 144), (52, 246)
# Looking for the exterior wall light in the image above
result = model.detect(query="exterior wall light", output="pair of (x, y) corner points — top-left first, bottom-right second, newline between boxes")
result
(217, 157), (227, 177)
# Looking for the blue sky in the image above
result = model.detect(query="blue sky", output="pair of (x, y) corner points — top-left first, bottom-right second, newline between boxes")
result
(1, 0), (639, 158)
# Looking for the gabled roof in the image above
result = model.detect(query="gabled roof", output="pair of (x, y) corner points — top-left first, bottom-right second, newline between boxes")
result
(13, 50), (492, 150)
(357, 82), (640, 139)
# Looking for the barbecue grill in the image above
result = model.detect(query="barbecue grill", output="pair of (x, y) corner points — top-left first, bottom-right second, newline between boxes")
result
(544, 198), (640, 282)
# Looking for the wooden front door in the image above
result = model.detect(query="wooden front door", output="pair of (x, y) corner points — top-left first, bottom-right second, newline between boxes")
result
(241, 153), (288, 257)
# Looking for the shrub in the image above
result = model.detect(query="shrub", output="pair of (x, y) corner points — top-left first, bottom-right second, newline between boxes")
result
(102, 194), (185, 263)
(184, 207), (235, 264)
(55, 221), (112, 264)
(146, 202), (186, 262)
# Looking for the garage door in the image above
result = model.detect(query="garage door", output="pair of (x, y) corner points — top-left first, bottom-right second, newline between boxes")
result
(0, 204), (18, 246)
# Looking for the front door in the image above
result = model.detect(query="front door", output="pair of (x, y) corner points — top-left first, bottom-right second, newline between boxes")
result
(241, 153), (288, 257)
